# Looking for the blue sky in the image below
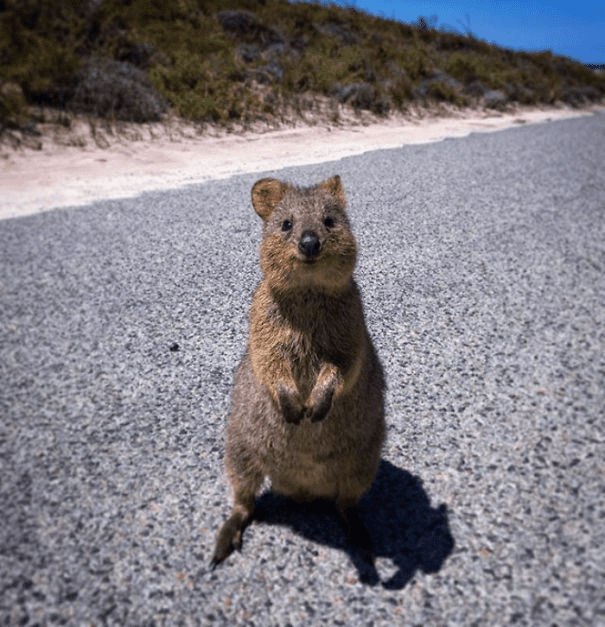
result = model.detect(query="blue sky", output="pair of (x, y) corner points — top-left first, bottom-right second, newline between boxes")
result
(322, 1), (604, 64)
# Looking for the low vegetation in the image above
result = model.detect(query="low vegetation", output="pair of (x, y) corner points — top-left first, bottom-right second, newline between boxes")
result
(1, 0), (604, 140)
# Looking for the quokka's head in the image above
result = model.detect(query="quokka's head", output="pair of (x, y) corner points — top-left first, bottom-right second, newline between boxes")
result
(251, 175), (357, 294)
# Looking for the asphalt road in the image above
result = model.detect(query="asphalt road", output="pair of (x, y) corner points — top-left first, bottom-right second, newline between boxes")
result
(1, 111), (604, 626)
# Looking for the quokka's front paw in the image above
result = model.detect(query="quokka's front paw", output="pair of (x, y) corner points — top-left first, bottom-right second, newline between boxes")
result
(277, 383), (304, 424)
(306, 383), (335, 423)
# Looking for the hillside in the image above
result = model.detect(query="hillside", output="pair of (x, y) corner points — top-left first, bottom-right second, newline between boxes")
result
(1, 0), (604, 142)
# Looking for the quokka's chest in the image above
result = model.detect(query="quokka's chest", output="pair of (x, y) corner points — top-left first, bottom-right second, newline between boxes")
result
(280, 327), (324, 395)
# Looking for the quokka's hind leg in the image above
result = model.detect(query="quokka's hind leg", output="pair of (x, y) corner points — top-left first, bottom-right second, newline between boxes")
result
(337, 498), (374, 564)
(211, 473), (263, 567)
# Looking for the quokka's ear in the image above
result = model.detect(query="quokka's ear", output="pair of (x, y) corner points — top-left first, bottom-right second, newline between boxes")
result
(251, 178), (290, 220)
(318, 175), (346, 206)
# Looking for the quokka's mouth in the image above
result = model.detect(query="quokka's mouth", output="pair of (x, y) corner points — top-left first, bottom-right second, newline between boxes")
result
(297, 255), (321, 265)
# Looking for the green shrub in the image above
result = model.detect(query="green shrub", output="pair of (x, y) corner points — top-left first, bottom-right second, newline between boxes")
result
(0, 0), (603, 133)
(0, 1), (83, 101)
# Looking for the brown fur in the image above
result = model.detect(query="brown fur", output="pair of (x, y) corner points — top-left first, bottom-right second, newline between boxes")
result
(211, 175), (386, 567)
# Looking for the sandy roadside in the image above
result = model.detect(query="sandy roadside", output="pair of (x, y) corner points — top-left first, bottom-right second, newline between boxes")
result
(1, 103), (602, 221)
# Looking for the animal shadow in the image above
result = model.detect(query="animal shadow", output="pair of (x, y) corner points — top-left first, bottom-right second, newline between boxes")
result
(253, 459), (455, 588)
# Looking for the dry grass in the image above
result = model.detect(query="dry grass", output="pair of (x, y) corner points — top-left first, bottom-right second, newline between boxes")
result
(1, 0), (604, 141)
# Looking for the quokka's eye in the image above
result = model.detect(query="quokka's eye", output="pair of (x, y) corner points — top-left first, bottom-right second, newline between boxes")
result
(282, 219), (293, 232)
(324, 216), (335, 228)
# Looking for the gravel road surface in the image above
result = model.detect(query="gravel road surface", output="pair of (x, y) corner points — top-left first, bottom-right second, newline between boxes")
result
(1, 111), (604, 626)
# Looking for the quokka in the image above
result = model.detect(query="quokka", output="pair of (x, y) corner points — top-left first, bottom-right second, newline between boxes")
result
(212, 175), (385, 567)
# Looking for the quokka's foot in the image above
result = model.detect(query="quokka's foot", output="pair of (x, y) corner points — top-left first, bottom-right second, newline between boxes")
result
(339, 505), (375, 565)
(211, 513), (246, 568)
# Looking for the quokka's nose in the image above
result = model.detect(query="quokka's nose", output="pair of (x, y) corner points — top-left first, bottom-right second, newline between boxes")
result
(298, 230), (321, 258)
